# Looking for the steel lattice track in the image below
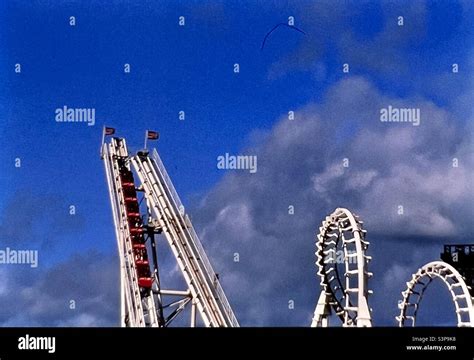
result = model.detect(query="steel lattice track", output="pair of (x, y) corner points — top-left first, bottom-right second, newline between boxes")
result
(397, 261), (474, 327)
(313, 208), (372, 327)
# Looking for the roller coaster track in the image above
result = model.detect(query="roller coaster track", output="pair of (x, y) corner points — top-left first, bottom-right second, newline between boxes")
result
(311, 208), (372, 327)
(397, 261), (474, 327)
(102, 136), (238, 327)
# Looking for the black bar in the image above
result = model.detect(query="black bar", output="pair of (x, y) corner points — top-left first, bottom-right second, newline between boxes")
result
(0, 328), (472, 359)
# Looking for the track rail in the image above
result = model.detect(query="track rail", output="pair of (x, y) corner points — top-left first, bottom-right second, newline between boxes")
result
(103, 138), (161, 327)
(397, 261), (474, 327)
(103, 136), (238, 327)
(312, 208), (372, 327)
(150, 149), (239, 327)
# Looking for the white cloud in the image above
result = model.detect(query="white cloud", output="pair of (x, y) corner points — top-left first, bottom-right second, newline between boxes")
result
(194, 76), (473, 325)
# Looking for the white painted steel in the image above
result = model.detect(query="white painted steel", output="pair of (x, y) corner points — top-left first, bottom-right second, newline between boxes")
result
(103, 137), (238, 327)
(312, 208), (372, 327)
(397, 261), (474, 327)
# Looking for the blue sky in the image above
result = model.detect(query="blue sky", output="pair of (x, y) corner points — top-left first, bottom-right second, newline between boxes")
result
(0, 0), (472, 326)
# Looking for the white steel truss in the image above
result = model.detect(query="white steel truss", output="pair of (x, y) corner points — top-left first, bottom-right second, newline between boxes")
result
(102, 137), (238, 327)
(311, 208), (372, 327)
(397, 261), (474, 327)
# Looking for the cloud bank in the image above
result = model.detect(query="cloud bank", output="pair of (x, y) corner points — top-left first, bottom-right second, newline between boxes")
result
(195, 76), (473, 325)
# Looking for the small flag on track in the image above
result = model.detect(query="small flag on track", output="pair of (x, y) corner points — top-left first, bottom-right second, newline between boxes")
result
(100, 126), (116, 158)
(146, 130), (159, 140)
(105, 127), (115, 136)
(144, 130), (159, 149)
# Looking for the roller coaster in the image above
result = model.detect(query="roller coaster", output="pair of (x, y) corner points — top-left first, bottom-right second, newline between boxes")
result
(102, 134), (238, 327)
(397, 245), (474, 327)
(101, 131), (473, 327)
(311, 208), (372, 327)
